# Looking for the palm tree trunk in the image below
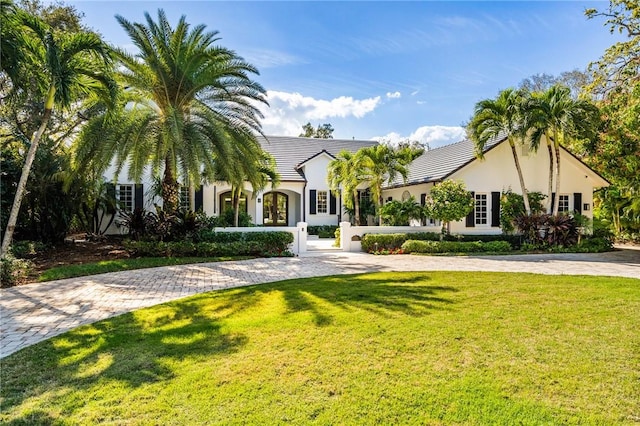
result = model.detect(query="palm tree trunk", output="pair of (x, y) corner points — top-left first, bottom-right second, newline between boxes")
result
(353, 189), (360, 226)
(546, 140), (554, 214)
(233, 186), (241, 227)
(508, 139), (531, 215)
(378, 191), (384, 226)
(162, 156), (179, 213)
(1, 86), (55, 258)
(553, 143), (562, 216)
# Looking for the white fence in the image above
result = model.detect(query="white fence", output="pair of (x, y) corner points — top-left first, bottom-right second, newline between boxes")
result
(339, 222), (441, 252)
(213, 222), (308, 255)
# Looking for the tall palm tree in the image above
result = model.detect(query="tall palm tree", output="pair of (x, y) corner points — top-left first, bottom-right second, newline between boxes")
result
(1, 10), (117, 257)
(359, 144), (423, 226)
(467, 88), (532, 214)
(327, 150), (367, 225)
(74, 10), (268, 213)
(526, 85), (600, 215)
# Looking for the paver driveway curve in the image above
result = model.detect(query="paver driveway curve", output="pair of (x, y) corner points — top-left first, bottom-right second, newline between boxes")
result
(1, 248), (638, 358)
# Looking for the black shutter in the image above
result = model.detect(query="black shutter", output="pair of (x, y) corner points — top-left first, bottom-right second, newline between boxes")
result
(551, 192), (556, 213)
(195, 187), (203, 211)
(329, 191), (337, 215)
(491, 191), (501, 227)
(135, 184), (143, 209)
(310, 189), (317, 215)
(466, 191), (475, 227)
(573, 193), (582, 215)
(420, 193), (426, 206)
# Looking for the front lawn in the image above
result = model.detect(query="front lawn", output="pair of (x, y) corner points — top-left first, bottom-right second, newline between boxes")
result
(1, 272), (638, 425)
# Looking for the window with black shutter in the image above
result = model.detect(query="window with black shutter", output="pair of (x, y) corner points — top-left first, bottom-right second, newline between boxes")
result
(466, 191), (475, 227)
(309, 189), (317, 215)
(491, 191), (500, 227)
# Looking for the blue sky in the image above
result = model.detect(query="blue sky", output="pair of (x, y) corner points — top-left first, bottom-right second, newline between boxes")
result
(64, 1), (619, 147)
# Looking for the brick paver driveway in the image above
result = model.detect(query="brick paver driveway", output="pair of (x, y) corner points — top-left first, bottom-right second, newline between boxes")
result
(1, 248), (638, 358)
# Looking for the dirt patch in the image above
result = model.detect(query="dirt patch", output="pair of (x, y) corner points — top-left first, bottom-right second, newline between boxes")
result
(22, 236), (130, 283)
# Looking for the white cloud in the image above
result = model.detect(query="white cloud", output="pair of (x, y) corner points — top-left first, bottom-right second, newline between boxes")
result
(373, 125), (466, 149)
(386, 91), (401, 99)
(259, 90), (381, 136)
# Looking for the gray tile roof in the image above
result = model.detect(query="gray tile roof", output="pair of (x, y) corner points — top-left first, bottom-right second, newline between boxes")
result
(390, 134), (505, 187)
(258, 135), (378, 182)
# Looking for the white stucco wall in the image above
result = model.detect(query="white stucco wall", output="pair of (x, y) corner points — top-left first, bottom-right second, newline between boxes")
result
(302, 154), (342, 226)
(381, 139), (608, 236)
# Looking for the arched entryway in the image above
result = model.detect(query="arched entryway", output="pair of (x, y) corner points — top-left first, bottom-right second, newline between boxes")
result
(219, 191), (248, 214)
(263, 191), (288, 226)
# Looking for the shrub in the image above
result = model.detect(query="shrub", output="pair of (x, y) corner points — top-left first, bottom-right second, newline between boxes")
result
(361, 234), (408, 252)
(1, 254), (33, 288)
(574, 236), (613, 252)
(124, 231), (294, 258)
(197, 231), (244, 243)
(401, 239), (512, 254)
(308, 225), (338, 236)
(361, 232), (518, 253)
(10, 240), (49, 258)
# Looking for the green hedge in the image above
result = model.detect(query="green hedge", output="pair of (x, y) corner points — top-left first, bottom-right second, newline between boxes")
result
(361, 232), (521, 252)
(401, 240), (512, 254)
(125, 231), (294, 258)
(308, 225), (338, 237)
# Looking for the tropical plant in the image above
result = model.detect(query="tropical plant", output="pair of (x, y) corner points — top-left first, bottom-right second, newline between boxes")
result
(424, 180), (474, 235)
(74, 9), (268, 215)
(467, 88), (532, 214)
(327, 150), (367, 225)
(359, 144), (423, 225)
(526, 85), (600, 214)
(500, 190), (547, 234)
(379, 196), (424, 226)
(0, 7), (117, 257)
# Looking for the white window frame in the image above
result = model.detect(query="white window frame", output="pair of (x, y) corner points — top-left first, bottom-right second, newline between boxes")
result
(117, 184), (134, 212)
(317, 190), (328, 214)
(558, 194), (570, 213)
(475, 193), (488, 226)
(425, 217), (441, 227)
(179, 186), (190, 211)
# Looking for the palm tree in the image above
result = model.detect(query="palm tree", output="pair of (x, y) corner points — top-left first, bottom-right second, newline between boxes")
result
(327, 150), (367, 225)
(359, 144), (424, 226)
(467, 88), (532, 214)
(525, 85), (600, 215)
(1, 10), (117, 257)
(74, 10), (268, 214)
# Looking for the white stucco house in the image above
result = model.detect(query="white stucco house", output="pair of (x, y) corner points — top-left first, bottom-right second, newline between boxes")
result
(103, 134), (608, 236)
(383, 135), (609, 234)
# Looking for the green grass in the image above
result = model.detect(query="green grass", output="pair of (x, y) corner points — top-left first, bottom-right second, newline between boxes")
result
(37, 256), (252, 282)
(2, 272), (639, 425)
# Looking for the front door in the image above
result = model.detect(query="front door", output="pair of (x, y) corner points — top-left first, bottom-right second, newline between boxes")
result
(263, 192), (288, 226)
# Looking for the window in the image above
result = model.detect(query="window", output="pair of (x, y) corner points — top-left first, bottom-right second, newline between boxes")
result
(317, 190), (328, 214)
(179, 186), (190, 210)
(425, 217), (441, 227)
(475, 193), (488, 225)
(558, 194), (570, 213)
(117, 184), (133, 212)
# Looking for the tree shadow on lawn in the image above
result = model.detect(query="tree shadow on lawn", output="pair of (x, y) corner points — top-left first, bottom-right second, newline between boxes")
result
(1, 272), (457, 420)
(275, 273), (458, 326)
(0, 297), (251, 416)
